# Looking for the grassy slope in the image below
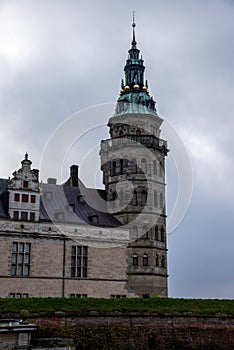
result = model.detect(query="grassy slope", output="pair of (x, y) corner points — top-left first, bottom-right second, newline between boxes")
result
(0, 297), (234, 316)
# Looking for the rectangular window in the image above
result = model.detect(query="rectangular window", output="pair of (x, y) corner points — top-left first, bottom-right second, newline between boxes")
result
(71, 246), (88, 278)
(23, 181), (28, 188)
(11, 242), (31, 277)
(70, 294), (87, 298)
(9, 293), (28, 298)
(22, 194), (29, 202)
(30, 212), (35, 221)
(13, 211), (19, 220)
(14, 193), (20, 202)
(31, 195), (36, 203)
(21, 212), (28, 221)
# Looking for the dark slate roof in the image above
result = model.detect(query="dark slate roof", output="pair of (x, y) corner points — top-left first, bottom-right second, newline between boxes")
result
(0, 179), (8, 218)
(40, 182), (121, 228)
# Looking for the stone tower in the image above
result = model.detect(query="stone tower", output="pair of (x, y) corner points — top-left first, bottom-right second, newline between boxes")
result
(100, 20), (169, 297)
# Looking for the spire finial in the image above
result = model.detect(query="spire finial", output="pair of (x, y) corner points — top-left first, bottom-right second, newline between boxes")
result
(25, 152), (28, 160)
(132, 11), (137, 46)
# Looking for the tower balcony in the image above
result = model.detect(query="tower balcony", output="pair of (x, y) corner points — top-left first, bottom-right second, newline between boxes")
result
(101, 135), (168, 154)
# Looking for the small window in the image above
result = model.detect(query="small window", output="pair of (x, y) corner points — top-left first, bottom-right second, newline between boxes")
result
(13, 211), (19, 220)
(141, 190), (147, 206)
(159, 160), (163, 176)
(112, 161), (116, 176)
(21, 212), (28, 221)
(120, 159), (124, 174)
(30, 212), (35, 221)
(160, 193), (164, 209)
(161, 226), (165, 242)
(154, 191), (157, 207)
(161, 255), (166, 268)
(23, 181), (28, 188)
(143, 254), (148, 267)
(14, 193), (20, 202)
(88, 215), (99, 224)
(132, 225), (138, 240)
(155, 226), (158, 240)
(156, 254), (159, 267)
(142, 225), (148, 239)
(136, 129), (141, 135)
(31, 195), (36, 203)
(131, 190), (138, 206)
(22, 194), (29, 203)
(141, 158), (147, 174)
(132, 158), (137, 173)
(153, 160), (157, 175)
(132, 253), (138, 266)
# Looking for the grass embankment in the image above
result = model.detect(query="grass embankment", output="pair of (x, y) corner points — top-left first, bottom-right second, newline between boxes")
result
(0, 297), (234, 316)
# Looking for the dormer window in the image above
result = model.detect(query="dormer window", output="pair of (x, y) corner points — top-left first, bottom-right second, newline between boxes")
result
(77, 195), (84, 203)
(23, 181), (28, 188)
(14, 193), (20, 202)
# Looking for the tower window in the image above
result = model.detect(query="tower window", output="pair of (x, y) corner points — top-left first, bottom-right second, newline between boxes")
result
(141, 158), (147, 174)
(132, 253), (138, 266)
(14, 193), (20, 202)
(141, 190), (147, 206)
(142, 225), (148, 239)
(161, 255), (166, 268)
(156, 254), (159, 267)
(143, 254), (148, 267)
(132, 158), (137, 173)
(161, 226), (165, 242)
(112, 161), (116, 176)
(154, 191), (157, 207)
(22, 194), (29, 203)
(159, 160), (163, 177)
(132, 225), (138, 240)
(160, 193), (164, 209)
(11, 242), (31, 277)
(120, 159), (124, 174)
(71, 245), (88, 278)
(131, 190), (138, 206)
(153, 160), (157, 175)
(155, 226), (158, 240)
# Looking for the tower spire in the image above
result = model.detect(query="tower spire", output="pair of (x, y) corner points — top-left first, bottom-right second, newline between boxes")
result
(132, 11), (137, 46)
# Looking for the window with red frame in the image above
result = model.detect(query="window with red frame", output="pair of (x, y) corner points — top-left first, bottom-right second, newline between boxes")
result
(31, 195), (36, 203)
(22, 194), (29, 203)
(14, 193), (20, 202)
(23, 181), (28, 188)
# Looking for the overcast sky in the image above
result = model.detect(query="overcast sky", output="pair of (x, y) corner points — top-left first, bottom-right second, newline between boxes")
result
(0, 0), (234, 299)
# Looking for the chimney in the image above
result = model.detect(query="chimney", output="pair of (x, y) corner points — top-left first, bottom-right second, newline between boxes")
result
(70, 165), (79, 187)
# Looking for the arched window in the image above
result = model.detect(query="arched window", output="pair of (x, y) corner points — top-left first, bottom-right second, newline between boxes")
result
(132, 225), (138, 240)
(161, 226), (165, 242)
(161, 255), (166, 268)
(154, 191), (157, 207)
(143, 253), (148, 267)
(142, 225), (148, 239)
(132, 253), (138, 266)
(131, 190), (138, 206)
(153, 160), (157, 175)
(136, 129), (141, 135)
(155, 226), (158, 240)
(141, 158), (147, 174)
(119, 190), (123, 207)
(159, 160), (163, 176)
(160, 193), (164, 209)
(156, 254), (159, 267)
(132, 158), (137, 173)
(141, 190), (147, 206)
(112, 161), (116, 176)
(112, 192), (117, 201)
(120, 159), (124, 174)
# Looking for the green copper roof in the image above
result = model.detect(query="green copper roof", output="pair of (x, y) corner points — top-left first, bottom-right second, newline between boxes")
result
(113, 20), (157, 117)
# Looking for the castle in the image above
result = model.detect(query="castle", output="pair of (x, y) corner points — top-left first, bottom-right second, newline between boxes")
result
(0, 21), (169, 298)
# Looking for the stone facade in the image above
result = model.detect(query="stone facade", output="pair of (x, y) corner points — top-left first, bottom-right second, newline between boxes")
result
(0, 22), (169, 299)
